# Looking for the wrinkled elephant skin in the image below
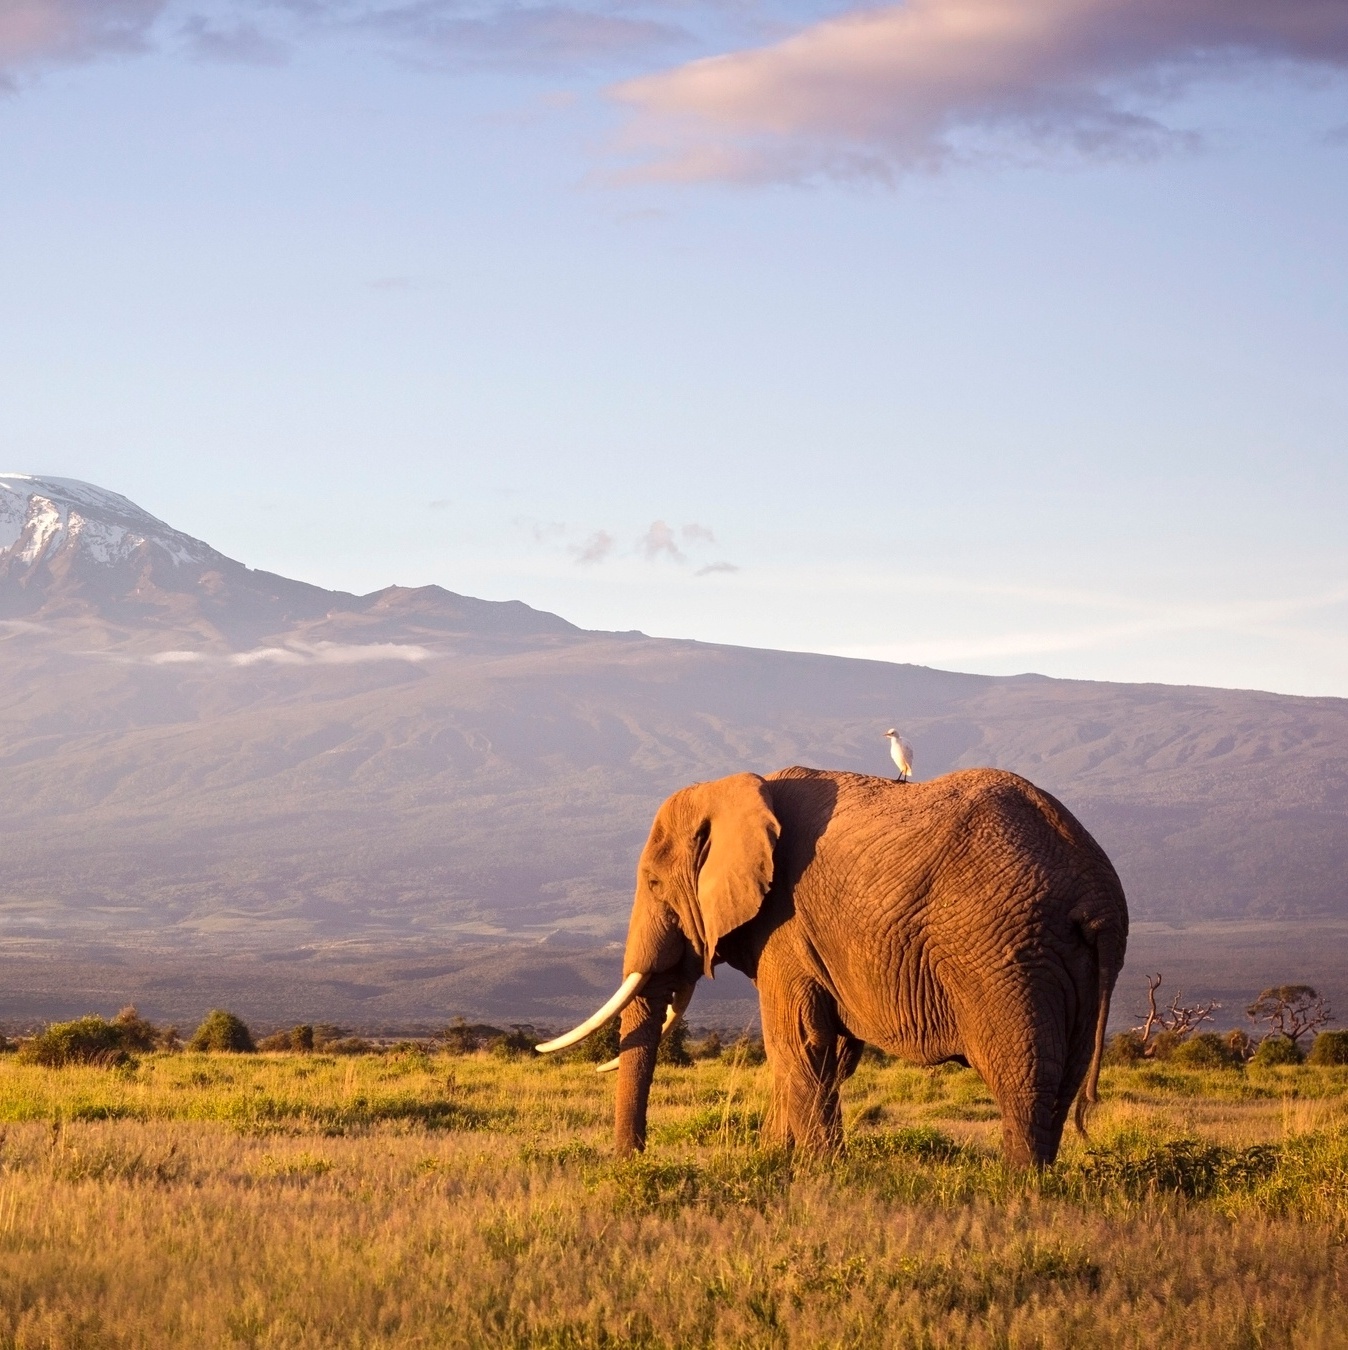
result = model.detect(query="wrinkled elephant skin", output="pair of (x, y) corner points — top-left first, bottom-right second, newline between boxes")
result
(611, 767), (1128, 1168)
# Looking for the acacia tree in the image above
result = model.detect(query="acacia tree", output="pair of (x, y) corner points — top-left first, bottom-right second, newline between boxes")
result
(1132, 973), (1220, 1056)
(1246, 985), (1333, 1050)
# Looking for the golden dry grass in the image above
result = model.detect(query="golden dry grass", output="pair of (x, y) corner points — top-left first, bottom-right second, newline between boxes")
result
(0, 1048), (1344, 1349)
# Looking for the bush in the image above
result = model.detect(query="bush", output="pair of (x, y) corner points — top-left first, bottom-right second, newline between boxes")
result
(691, 1031), (723, 1060)
(438, 1018), (493, 1056)
(325, 1036), (373, 1055)
(257, 1024), (316, 1053)
(490, 1026), (541, 1059)
(1147, 1030), (1182, 1061)
(559, 1017), (618, 1064)
(727, 1035), (767, 1066)
(657, 1018), (692, 1067)
(1102, 1031), (1146, 1066)
(111, 1005), (175, 1052)
(188, 1010), (255, 1053)
(1170, 1032), (1244, 1070)
(17, 1016), (133, 1067)
(1252, 1034), (1303, 1067)
(1308, 1030), (1348, 1066)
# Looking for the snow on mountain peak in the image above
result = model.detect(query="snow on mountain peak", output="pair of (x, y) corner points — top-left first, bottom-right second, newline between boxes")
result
(0, 474), (216, 569)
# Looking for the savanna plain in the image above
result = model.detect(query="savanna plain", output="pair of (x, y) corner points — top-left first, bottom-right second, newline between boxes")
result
(1, 1036), (1346, 1350)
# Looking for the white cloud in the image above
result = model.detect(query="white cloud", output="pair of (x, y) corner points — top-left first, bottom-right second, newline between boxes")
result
(613, 0), (1348, 182)
(229, 641), (433, 665)
(148, 649), (207, 664)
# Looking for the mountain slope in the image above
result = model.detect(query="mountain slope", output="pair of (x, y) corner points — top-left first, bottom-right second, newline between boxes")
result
(0, 474), (1344, 955)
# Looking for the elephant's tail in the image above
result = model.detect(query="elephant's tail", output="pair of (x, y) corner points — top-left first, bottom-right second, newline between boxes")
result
(1071, 900), (1127, 1139)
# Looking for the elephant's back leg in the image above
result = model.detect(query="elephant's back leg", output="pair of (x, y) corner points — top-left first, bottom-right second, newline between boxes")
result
(956, 956), (1087, 1167)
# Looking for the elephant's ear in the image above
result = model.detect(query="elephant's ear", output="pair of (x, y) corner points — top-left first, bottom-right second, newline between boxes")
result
(692, 773), (780, 978)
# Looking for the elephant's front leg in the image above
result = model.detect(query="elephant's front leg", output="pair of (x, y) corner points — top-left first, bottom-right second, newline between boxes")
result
(760, 976), (854, 1154)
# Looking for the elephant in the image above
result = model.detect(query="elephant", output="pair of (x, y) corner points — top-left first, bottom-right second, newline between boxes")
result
(537, 766), (1128, 1168)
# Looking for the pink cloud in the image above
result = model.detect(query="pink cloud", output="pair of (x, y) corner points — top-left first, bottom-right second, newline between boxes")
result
(0, 0), (163, 82)
(573, 529), (616, 564)
(640, 519), (685, 561)
(612, 0), (1348, 182)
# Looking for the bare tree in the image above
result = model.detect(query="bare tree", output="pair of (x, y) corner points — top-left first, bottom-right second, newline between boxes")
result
(1246, 985), (1333, 1050)
(1133, 973), (1220, 1056)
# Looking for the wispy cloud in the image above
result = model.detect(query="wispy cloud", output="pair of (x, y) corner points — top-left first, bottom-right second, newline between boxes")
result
(354, 0), (686, 72)
(640, 519), (685, 562)
(0, 0), (688, 90)
(180, 13), (290, 63)
(0, 0), (165, 86)
(139, 642), (434, 666)
(561, 517), (734, 568)
(573, 529), (616, 563)
(825, 582), (1348, 666)
(613, 0), (1348, 183)
(232, 641), (433, 665)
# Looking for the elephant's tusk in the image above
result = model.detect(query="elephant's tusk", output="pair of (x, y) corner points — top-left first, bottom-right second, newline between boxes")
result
(535, 972), (649, 1054)
(595, 984), (694, 1073)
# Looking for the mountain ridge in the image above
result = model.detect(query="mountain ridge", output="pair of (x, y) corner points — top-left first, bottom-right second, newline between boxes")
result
(0, 473), (577, 644)
(0, 474), (1344, 959)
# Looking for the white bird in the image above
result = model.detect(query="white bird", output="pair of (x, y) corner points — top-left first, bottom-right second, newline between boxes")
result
(885, 728), (913, 783)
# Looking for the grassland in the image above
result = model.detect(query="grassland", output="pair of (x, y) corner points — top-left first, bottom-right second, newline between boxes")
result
(0, 1047), (1345, 1349)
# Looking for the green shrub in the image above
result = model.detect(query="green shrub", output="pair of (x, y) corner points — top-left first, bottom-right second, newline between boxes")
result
(1308, 1030), (1348, 1066)
(727, 1035), (767, 1066)
(257, 1024), (316, 1053)
(1102, 1031), (1145, 1065)
(1077, 1137), (1280, 1200)
(110, 1006), (164, 1052)
(1170, 1032), (1244, 1069)
(1252, 1034), (1303, 1067)
(490, 1026), (541, 1059)
(1147, 1030), (1182, 1061)
(325, 1036), (373, 1055)
(188, 1010), (256, 1053)
(17, 1016), (133, 1067)
(657, 1018), (692, 1067)
(437, 1018), (510, 1056)
(560, 1017), (619, 1064)
(691, 1031), (723, 1060)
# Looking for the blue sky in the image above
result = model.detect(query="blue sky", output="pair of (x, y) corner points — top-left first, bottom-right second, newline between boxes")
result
(2, 0), (1346, 695)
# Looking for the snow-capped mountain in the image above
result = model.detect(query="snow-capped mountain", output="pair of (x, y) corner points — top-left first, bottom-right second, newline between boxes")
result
(0, 471), (330, 636)
(0, 474), (219, 571)
(0, 473), (574, 643)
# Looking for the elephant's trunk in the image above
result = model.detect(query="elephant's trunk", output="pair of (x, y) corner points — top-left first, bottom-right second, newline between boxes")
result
(614, 992), (664, 1155)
